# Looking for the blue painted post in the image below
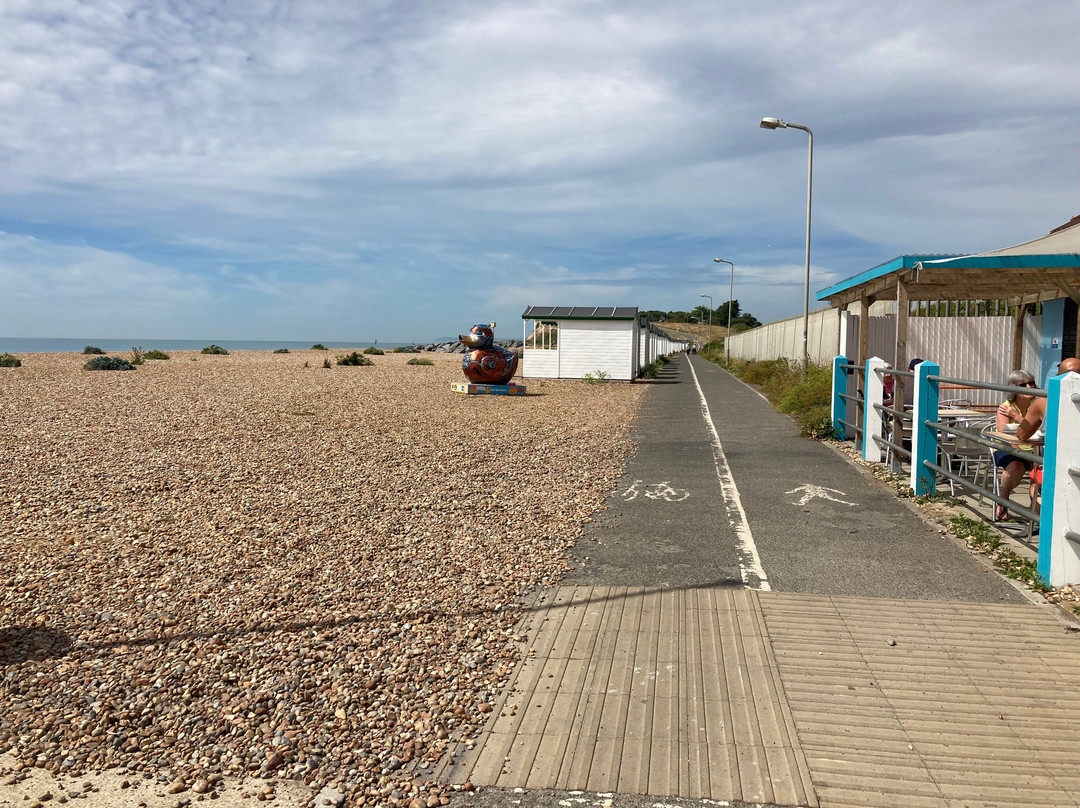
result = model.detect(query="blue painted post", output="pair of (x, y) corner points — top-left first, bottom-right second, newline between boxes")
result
(910, 360), (940, 496)
(832, 355), (847, 441)
(1037, 373), (1063, 584)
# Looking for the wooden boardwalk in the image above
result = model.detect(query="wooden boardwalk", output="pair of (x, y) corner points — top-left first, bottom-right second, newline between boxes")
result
(437, 586), (1080, 808)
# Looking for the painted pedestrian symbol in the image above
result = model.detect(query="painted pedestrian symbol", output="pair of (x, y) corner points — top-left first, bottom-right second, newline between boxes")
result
(786, 484), (855, 507)
(621, 480), (690, 502)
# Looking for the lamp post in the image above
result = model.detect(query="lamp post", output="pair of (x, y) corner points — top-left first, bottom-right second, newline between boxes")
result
(760, 116), (813, 374)
(713, 258), (734, 365)
(698, 293), (712, 346)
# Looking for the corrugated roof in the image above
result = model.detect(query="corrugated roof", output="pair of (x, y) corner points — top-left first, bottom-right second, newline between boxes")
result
(521, 306), (638, 320)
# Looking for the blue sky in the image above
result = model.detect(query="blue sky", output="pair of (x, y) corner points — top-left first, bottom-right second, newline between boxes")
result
(2, 0), (1079, 343)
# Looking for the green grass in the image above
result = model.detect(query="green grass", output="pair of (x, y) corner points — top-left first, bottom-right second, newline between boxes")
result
(703, 355), (836, 439)
(406, 357), (434, 366)
(143, 349), (170, 360)
(949, 515), (1049, 592)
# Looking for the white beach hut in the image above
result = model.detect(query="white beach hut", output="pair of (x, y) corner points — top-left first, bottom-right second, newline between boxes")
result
(521, 306), (641, 380)
(521, 306), (687, 380)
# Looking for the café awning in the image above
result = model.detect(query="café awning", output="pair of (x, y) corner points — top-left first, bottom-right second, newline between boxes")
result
(814, 214), (1080, 370)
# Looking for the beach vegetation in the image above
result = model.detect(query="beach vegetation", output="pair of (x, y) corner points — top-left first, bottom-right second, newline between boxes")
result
(84, 355), (135, 371)
(321, 358), (331, 368)
(406, 357), (434, 366)
(950, 515), (1049, 592)
(393, 346), (419, 353)
(130, 347), (145, 365)
(337, 352), (373, 366)
(0, 353), (22, 368)
(312, 344), (328, 350)
(273, 348), (290, 354)
(713, 357), (835, 439)
(363, 347), (384, 355)
(143, 349), (170, 360)
(639, 355), (671, 380)
(82, 345), (105, 355)
(202, 344), (229, 355)
(584, 369), (610, 383)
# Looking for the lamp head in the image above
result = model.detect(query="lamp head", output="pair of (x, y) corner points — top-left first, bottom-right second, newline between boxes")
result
(699, 293), (707, 298)
(760, 116), (786, 130)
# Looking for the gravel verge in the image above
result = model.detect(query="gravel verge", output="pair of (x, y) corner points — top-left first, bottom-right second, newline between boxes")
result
(0, 351), (644, 807)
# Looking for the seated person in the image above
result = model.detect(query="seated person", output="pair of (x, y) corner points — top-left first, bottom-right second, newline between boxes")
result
(1016, 357), (1080, 440)
(992, 369), (1037, 521)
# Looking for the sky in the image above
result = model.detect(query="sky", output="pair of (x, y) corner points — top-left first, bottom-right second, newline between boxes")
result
(2, 0), (1079, 343)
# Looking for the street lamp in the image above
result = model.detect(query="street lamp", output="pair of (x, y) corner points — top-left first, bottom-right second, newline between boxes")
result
(713, 258), (734, 365)
(760, 116), (813, 374)
(698, 294), (712, 345)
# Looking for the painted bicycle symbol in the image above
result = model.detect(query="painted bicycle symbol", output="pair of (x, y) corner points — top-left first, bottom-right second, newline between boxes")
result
(621, 480), (690, 502)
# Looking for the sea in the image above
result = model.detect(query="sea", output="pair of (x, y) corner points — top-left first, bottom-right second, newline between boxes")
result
(0, 337), (450, 354)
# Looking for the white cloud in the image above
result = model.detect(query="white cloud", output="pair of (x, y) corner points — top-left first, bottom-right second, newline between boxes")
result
(1, 0), (1079, 338)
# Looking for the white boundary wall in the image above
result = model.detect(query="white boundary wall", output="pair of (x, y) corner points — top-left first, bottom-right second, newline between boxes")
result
(729, 309), (1041, 403)
(726, 308), (840, 365)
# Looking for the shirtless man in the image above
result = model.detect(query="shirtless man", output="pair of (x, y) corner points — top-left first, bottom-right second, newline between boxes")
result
(1016, 356), (1080, 440)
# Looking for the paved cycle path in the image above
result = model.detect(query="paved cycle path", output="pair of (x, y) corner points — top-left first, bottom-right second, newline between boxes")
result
(438, 354), (1080, 808)
(566, 353), (1024, 603)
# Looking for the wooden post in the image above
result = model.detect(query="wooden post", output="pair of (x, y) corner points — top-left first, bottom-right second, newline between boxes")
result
(894, 281), (909, 449)
(1012, 302), (1027, 371)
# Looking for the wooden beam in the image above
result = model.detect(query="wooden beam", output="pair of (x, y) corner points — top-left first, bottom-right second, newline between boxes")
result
(1057, 279), (1080, 304)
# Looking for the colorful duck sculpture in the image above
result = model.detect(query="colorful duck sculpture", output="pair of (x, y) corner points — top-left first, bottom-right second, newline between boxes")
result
(459, 323), (519, 384)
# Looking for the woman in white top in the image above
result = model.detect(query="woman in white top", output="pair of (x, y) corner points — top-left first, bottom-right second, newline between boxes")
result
(993, 369), (1037, 521)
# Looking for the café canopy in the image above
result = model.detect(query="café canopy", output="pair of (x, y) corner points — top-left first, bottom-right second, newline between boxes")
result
(816, 214), (1080, 370)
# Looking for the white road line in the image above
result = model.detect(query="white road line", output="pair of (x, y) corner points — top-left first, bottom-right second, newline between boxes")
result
(686, 357), (771, 591)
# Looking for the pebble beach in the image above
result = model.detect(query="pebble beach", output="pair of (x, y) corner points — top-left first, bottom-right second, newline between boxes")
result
(0, 351), (645, 806)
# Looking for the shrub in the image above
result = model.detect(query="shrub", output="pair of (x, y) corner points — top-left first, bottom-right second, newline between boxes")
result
(393, 346), (419, 353)
(363, 347), (384, 355)
(584, 369), (610, 383)
(312, 344), (328, 350)
(406, 357), (434, 366)
(143, 349), (170, 360)
(84, 356), (135, 371)
(321, 358), (331, 368)
(273, 348), (290, 354)
(83, 345), (105, 355)
(721, 358), (835, 440)
(0, 353), (21, 368)
(337, 352), (373, 366)
(130, 347), (145, 365)
(201, 344), (229, 355)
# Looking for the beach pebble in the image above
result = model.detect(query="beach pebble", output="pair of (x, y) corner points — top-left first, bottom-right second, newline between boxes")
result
(0, 351), (642, 805)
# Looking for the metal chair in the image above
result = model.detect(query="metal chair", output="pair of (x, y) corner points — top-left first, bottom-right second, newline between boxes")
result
(938, 419), (994, 496)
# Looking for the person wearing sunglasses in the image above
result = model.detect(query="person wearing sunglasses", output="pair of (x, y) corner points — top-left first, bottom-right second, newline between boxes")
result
(1016, 357), (1080, 443)
(993, 369), (1039, 521)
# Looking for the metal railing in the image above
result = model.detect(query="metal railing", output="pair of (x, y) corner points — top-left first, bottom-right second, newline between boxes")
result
(835, 354), (1080, 586)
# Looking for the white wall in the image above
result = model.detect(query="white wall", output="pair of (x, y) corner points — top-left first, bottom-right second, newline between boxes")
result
(729, 307), (1043, 403)
(521, 319), (637, 380)
(726, 308), (840, 364)
(561, 320), (636, 380)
